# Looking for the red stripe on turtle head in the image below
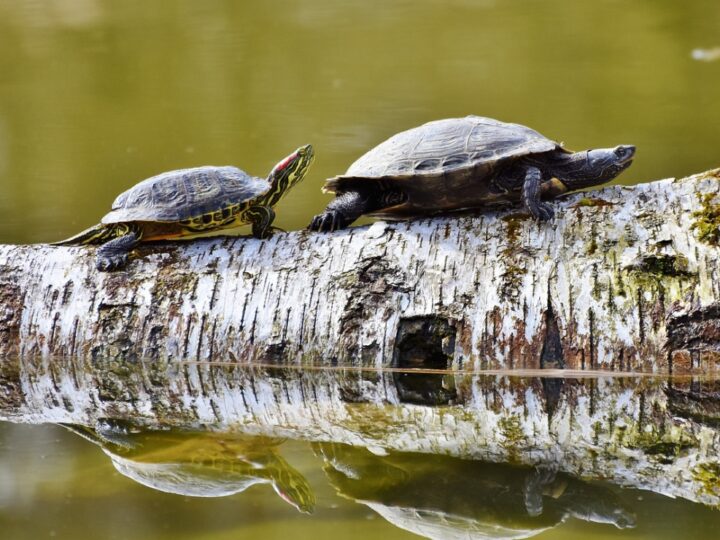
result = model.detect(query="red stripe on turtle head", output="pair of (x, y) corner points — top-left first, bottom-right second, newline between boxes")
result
(274, 151), (299, 173)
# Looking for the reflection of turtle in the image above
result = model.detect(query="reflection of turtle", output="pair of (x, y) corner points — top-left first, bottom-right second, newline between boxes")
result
(309, 116), (635, 231)
(54, 145), (314, 271)
(315, 443), (635, 539)
(62, 423), (315, 514)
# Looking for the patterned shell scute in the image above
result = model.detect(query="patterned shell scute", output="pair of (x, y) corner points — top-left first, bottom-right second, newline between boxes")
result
(345, 116), (560, 178)
(102, 166), (269, 223)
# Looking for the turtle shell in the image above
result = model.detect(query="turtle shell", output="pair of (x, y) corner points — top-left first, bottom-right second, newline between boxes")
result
(101, 166), (269, 224)
(324, 116), (567, 218)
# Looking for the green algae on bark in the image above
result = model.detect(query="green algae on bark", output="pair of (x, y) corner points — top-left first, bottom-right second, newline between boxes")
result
(691, 191), (720, 246)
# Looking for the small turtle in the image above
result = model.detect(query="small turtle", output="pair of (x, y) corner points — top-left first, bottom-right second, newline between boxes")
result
(308, 116), (635, 231)
(55, 145), (314, 271)
(61, 424), (316, 514)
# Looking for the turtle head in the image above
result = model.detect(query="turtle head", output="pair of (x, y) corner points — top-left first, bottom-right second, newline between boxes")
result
(265, 144), (315, 204)
(558, 145), (635, 190)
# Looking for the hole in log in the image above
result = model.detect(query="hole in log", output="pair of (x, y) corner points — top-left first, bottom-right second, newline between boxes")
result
(392, 316), (456, 406)
(542, 378), (565, 419)
(540, 298), (564, 369)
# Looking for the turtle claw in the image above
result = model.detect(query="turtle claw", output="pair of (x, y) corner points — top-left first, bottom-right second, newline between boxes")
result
(95, 231), (139, 272)
(530, 201), (555, 222)
(96, 252), (129, 272)
(309, 211), (343, 232)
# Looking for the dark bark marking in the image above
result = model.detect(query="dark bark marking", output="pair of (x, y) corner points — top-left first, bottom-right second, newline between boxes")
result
(207, 319), (217, 362)
(61, 280), (74, 306)
(637, 287), (645, 344)
(209, 275), (221, 311)
(249, 307), (258, 344)
(298, 303), (307, 345)
(589, 309), (596, 370)
(196, 314), (207, 360)
(665, 382), (720, 427)
(540, 289), (564, 369)
(666, 302), (720, 351)
(0, 279), (23, 356)
(181, 316), (194, 359)
(239, 293), (249, 332)
(47, 311), (60, 353)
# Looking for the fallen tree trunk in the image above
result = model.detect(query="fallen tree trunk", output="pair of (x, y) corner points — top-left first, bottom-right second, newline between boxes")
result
(1, 170), (720, 372)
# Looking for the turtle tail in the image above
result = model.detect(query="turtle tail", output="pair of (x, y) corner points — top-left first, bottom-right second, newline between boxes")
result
(52, 223), (116, 246)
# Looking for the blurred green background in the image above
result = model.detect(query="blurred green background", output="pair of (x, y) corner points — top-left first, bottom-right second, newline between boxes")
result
(0, 0), (719, 244)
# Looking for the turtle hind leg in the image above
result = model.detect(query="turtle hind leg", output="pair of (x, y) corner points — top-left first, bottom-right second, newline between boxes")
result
(96, 231), (140, 272)
(246, 205), (277, 239)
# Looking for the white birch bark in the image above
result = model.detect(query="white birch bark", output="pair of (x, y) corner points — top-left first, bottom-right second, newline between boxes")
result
(0, 170), (719, 371)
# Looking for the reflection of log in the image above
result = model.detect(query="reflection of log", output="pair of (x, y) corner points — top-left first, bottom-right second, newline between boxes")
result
(1, 171), (720, 370)
(1, 357), (719, 508)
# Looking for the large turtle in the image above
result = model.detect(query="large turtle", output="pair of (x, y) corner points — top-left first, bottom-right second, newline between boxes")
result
(315, 443), (636, 538)
(308, 116), (635, 231)
(55, 144), (314, 271)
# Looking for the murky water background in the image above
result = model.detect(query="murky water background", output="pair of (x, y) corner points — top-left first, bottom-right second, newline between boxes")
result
(1, 0), (720, 538)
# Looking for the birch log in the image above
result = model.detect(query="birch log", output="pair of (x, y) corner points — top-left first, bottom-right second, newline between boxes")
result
(1, 170), (720, 371)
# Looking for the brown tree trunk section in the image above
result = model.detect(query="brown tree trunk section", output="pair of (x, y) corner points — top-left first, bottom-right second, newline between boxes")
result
(1, 170), (720, 372)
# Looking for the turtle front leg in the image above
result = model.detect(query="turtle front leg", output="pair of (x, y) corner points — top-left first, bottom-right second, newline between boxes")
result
(96, 231), (140, 272)
(523, 467), (559, 517)
(246, 205), (276, 239)
(309, 189), (401, 232)
(522, 166), (555, 221)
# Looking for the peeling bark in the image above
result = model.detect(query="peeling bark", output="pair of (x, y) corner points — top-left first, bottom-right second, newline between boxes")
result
(1, 356), (719, 508)
(1, 170), (720, 371)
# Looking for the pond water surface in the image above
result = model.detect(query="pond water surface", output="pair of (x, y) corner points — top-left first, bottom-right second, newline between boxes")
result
(2, 361), (720, 540)
(1, 1), (720, 539)
(0, 420), (717, 540)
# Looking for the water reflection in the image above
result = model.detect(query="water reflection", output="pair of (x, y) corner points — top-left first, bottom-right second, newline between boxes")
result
(315, 443), (635, 539)
(2, 356), (720, 511)
(60, 423), (315, 513)
(2, 358), (720, 538)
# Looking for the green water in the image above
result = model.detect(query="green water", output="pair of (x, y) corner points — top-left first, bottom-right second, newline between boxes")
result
(2, 1), (720, 538)
(2, 362), (720, 539)
(0, 399), (719, 540)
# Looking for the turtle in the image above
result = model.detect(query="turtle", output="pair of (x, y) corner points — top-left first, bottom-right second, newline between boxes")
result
(61, 423), (316, 514)
(314, 443), (636, 536)
(54, 144), (314, 271)
(308, 116), (635, 231)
